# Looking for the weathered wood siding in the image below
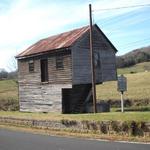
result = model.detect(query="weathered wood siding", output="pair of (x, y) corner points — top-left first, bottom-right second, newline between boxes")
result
(72, 26), (117, 85)
(48, 52), (72, 84)
(18, 52), (72, 112)
(19, 83), (71, 112)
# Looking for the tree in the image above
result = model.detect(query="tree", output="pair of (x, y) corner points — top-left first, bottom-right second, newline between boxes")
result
(7, 56), (17, 72)
(0, 69), (8, 79)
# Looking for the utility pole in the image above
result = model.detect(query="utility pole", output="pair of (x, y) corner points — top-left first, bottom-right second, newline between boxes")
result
(89, 4), (97, 113)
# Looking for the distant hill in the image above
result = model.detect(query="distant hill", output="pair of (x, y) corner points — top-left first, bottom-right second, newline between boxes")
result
(117, 62), (150, 75)
(117, 46), (150, 68)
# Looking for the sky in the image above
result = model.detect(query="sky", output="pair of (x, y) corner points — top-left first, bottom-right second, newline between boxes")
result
(0, 0), (150, 71)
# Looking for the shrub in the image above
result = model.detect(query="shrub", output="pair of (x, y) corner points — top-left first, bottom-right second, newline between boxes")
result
(98, 121), (109, 134)
(89, 121), (98, 131)
(140, 122), (149, 132)
(0, 98), (19, 111)
(61, 119), (77, 127)
(130, 121), (144, 136)
(111, 121), (122, 133)
(81, 120), (90, 130)
(121, 121), (130, 133)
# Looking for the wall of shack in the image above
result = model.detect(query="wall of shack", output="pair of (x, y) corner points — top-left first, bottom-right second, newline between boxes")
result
(18, 51), (72, 112)
(72, 26), (117, 85)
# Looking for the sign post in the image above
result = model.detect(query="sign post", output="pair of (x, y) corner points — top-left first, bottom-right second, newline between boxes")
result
(117, 75), (127, 113)
(120, 91), (124, 113)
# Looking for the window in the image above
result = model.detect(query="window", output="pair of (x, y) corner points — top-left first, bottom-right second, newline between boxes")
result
(56, 55), (63, 69)
(101, 43), (108, 50)
(40, 59), (48, 82)
(94, 52), (101, 68)
(29, 60), (34, 72)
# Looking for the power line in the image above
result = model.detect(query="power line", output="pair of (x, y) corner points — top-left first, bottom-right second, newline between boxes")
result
(93, 4), (150, 12)
(121, 41), (150, 49)
(120, 38), (150, 47)
(116, 39), (150, 50)
(119, 44), (150, 52)
(97, 12), (138, 27)
(90, 4), (150, 51)
(92, 5), (149, 27)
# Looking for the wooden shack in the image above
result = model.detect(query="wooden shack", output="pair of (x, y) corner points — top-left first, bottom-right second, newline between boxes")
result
(16, 24), (117, 113)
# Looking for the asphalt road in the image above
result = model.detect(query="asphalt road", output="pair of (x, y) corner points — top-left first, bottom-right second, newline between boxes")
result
(0, 129), (149, 150)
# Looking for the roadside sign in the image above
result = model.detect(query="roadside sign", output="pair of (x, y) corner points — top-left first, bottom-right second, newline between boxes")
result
(117, 75), (127, 92)
(117, 75), (127, 113)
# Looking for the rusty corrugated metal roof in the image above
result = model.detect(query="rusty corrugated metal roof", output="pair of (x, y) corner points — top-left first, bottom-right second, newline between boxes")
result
(16, 25), (90, 58)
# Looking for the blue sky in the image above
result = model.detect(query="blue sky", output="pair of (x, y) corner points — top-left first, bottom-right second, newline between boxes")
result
(0, 0), (150, 71)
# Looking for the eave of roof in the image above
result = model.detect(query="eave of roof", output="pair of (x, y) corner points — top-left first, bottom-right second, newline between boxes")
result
(16, 24), (118, 59)
(16, 25), (90, 58)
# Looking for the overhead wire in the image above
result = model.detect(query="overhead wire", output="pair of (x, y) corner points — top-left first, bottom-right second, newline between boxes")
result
(120, 38), (150, 46)
(93, 4), (150, 12)
(120, 40), (150, 49)
(97, 11), (140, 27)
(90, 3), (150, 51)
(92, 3), (150, 26)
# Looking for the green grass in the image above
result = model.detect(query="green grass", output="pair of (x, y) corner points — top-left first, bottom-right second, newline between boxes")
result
(0, 79), (18, 101)
(96, 72), (150, 101)
(118, 62), (150, 75)
(0, 111), (150, 122)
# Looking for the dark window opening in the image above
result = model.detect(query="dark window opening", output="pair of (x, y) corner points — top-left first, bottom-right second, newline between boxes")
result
(56, 55), (64, 69)
(41, 59), (48, 82)
(94, 52), (101, 68)
(101, 43), (108, 50)
(29, 60), (34, 72)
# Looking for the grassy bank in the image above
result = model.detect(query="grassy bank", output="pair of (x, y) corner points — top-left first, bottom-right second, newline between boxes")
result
(0, 79), (18, 101)
(118, 62), (150, 75)
(0, 79), (18, 110)
(0, 111), (150, 122)
(96, 72), (150, 101)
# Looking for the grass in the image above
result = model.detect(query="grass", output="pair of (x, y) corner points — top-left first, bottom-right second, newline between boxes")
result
(118, 62), (150, 75)
(1, 72), (150, 102)
(0, 111), (150, 122)
(0, 79), (18, 101)
(96, 72), (150, 101)
(111, 106), (150, 112)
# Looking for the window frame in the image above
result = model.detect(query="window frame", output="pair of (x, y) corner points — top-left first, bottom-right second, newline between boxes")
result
(28, 60), (34, 73)
(56, 55), (64, 70)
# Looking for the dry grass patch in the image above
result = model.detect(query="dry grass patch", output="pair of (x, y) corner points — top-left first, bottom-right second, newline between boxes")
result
(96, 72), (150, 101)
(0, 80), (18, 101)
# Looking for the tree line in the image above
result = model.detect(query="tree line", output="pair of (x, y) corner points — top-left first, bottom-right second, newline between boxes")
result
(0, 69), (17, 80)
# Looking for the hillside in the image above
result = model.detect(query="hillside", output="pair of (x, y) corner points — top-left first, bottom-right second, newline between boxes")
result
(117, 46), (150, 68)
(117, 61), (150, 75)
(96, 72), (150, 101)
(0, 80), (18, 101)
